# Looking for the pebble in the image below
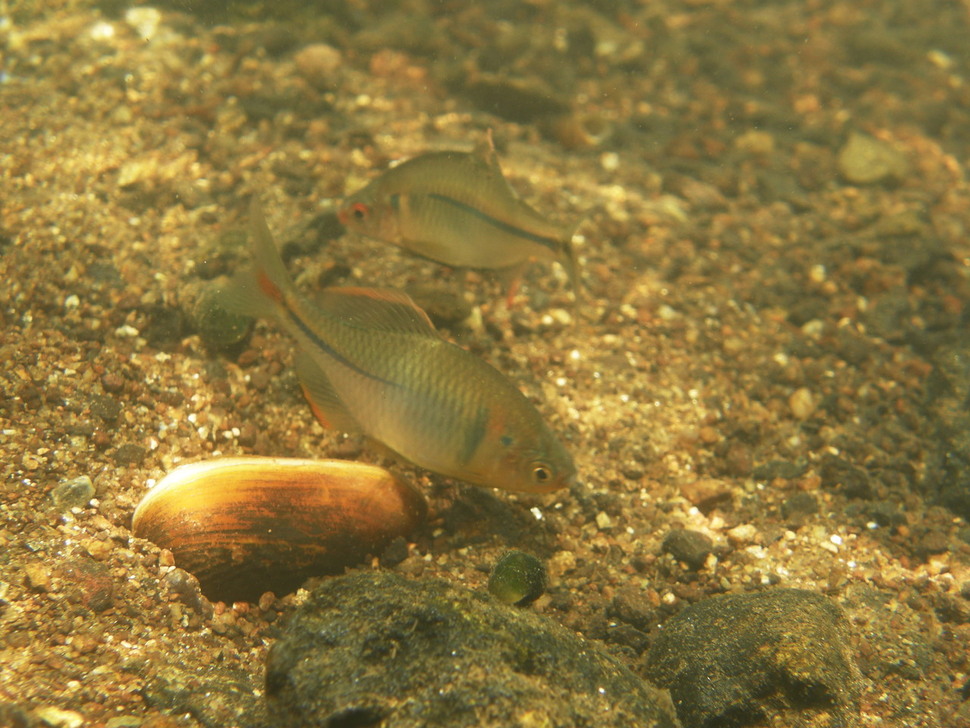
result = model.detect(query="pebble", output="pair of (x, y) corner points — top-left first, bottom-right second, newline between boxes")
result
(112, 443), (148, 466)
(191, 286), (253, 352)
(781, 492), (819, 520)
(34, 706), (84, 728)
(661, 529), (714, 570)
(646, 589), (862, 728)
(293, 43), (343, 88)
(788, 387), (816, 420)
(487, 550), (547, 606)
(679, 477), (733, 512)
(50, 475), (95, 510)
(837, 132), (910, 185)
(24, 562), (51, 592)
(726, 523), (759, 546)
(265, 572), (678, 727)
(57, 558), (114, 612)
(89, 393), (122, 422)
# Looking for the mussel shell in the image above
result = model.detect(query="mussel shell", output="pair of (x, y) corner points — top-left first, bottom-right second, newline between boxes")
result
(132, 457), (427, 603)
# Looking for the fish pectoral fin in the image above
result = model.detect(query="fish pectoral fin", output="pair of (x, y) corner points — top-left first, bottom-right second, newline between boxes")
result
(294, 351), (362, 434)
(318, 287), (438, 336)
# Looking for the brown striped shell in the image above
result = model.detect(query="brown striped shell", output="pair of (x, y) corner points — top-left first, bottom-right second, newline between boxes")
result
(132, 457), (427, 603)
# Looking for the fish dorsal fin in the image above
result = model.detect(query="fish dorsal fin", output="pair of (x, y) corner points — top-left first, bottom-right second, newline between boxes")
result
(318, 286), (438, 336)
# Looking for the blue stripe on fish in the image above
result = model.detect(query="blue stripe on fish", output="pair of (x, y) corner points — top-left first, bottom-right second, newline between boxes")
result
(427, 193), (561, 252)
(459, 406), (489, 465)
(284, 304), (398, 387)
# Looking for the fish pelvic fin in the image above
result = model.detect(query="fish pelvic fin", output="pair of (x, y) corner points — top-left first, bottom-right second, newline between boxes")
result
(294, 350), (363, 434)
(316, 286), (438, 336)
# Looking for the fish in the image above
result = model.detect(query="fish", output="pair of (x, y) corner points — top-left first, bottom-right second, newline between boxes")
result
(337, 134), (580, 296)
(218, 198), (577, 494)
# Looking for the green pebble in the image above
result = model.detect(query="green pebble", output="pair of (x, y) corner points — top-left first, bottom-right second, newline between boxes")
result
(193, 285), (253, 350)
(488, 550), (546, 606)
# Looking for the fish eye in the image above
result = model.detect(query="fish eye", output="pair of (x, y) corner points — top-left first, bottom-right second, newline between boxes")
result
(531, 464), (552, 484)
(351, 202), (369, 221)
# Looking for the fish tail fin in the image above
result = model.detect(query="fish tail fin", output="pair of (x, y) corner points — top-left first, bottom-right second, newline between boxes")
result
(561, 223), (585, 303)
(215, 197), (294, 319)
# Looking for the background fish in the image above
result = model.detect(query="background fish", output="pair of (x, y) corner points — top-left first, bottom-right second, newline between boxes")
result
(338, 136), (580, 293)
(220, 199), (577, 494)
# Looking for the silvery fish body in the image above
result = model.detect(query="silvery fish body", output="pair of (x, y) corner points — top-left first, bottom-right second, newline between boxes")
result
(222, 200), (577, 494)
(338, 140), (579, 288)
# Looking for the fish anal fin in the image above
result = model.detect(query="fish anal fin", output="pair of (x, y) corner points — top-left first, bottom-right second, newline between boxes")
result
(294, 350), (362, 434)
(319, 286), (438, 335)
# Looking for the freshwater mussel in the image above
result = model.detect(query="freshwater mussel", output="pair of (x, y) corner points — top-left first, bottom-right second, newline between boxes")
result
(132, 457), (427, 602)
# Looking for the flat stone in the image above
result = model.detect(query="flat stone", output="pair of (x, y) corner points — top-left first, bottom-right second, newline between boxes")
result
(266, 572), (678, 728)
(837, 132), (909, 185)
(645, 588), (861, 728)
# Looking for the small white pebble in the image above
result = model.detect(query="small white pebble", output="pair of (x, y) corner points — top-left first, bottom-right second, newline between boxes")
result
(88, 21), (115, 41)
(727, 523), (758, 545)
(657, 304), (679, 321)
(64, 294), (80, 310)
(600, 152), (620, 171)
(114, 324), (140, 338)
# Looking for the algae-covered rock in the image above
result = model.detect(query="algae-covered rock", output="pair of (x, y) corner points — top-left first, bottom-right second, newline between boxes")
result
(266, 572), (678, 728)
(646, 588), (862, 728)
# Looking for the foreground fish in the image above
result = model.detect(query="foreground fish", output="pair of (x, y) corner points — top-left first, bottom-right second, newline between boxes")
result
(220, 199), (577, 494)
(337, 135), (580, 293)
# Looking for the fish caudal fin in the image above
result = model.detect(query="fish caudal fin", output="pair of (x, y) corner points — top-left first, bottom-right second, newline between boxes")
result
(214, 197), (295, 319)
(561, 227), (585, 303)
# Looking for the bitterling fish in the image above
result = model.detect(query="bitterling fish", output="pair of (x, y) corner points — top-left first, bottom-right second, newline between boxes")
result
(337, 135), (580, 294)
(219, 199), (577, 494)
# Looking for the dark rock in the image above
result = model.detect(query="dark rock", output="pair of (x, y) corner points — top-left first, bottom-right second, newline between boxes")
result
(265, 572), (678, 728)
(607, 585), (656, 632)
(645, 588), (861, 728)
(112, 443), (148, 466)
(781, 492), (819, 520)
(845, 500), (906, 529)
(753, 459), (808, 481)
(661, 529), (713, 570)
(0, 703), (33, 728)
(142, 304), (186, 347)
(57, 558), (114, 613)
(819, 455), (872, 499)
(161, 568), (213, 620)
(460, 73), (570, 123)
(89, 394), (122, 422)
